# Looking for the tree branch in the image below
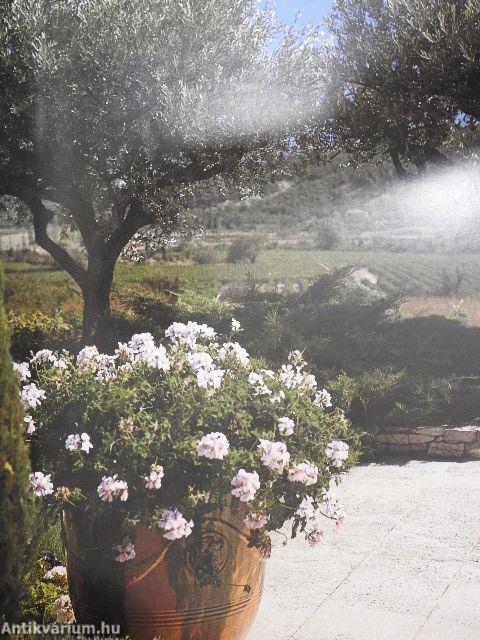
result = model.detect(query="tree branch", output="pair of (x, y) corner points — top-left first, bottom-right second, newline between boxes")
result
(47, 185), (99, 252)
(23, 195), (87, 290)
(154, 147), (244, 189)
(105, 199), (154, 258)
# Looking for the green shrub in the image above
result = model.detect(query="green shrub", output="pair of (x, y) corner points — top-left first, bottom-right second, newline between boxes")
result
(227, 237), (262, 264)
(190, 246), (219, 265)
(20, 558), (66, 624)
(315, 222), (341, 250)
(328, 369), (480, 433)
(0, 264), (35, 621)
(2, 248), (55, 268)
(234, 269), (397, 374)
(8, 311), (80, 361)
(233, 270), (480, 431)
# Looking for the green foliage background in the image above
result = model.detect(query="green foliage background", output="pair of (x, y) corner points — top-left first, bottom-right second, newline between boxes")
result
(0, 262), (34, 621)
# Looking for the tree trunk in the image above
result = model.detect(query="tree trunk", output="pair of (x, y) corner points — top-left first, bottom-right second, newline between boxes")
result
(81, 257), (116, 347)
(389, 148), (408, 179)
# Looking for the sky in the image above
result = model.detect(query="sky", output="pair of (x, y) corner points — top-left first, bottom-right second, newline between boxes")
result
(272, 0), (333, 27)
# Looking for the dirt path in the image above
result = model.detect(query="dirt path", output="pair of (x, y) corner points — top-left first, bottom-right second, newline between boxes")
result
(248, 461), (480, 640)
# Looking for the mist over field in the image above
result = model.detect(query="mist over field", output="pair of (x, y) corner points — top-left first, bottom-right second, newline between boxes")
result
(372, 162), (480, 233)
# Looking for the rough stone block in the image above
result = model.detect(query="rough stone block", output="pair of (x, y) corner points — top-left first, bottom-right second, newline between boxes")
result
(409, 434), (435, 444)
(428, 442), (465, 458)
(443, 428), (478, 444)
(413, 427), (445, 437)
(465, 446), (480, 460)
(376, 433), (410, 445)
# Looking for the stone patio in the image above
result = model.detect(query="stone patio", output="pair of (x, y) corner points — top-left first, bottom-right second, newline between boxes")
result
(248, 460), (480, 640)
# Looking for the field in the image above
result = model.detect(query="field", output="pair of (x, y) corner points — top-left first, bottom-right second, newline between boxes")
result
(4, 248), (480, 322)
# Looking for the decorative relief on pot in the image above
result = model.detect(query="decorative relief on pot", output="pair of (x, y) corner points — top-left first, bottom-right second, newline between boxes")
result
(186, 528), (231, 583)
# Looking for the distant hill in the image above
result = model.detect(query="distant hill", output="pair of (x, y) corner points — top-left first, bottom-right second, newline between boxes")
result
(194, 160), (480, 253)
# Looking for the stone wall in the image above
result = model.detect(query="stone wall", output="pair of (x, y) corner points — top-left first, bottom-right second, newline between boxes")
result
(373, 426), (480, 459)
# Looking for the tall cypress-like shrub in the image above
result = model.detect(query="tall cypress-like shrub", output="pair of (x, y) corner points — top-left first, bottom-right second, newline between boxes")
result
(0, 263), (34, 620)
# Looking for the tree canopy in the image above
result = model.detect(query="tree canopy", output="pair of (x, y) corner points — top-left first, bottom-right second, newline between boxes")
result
(326, 0), (480, 175)
(0, 0), (327, 340)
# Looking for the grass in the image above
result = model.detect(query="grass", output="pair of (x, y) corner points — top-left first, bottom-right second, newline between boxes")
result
(5, 248), (480, 318)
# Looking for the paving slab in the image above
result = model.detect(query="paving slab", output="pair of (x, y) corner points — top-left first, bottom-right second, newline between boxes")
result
(247, 461), (480, 640)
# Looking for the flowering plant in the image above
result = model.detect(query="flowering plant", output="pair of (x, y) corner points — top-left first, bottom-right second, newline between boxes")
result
(16, 320), (358, 561)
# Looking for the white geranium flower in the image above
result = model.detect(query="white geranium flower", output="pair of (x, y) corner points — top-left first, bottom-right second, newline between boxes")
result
(29, 472), (53, 497)
(143, 344), (170, 371)
(187, 350), (214, 373)
(76, 345), (100, 370)
(165, 321), (216, 349)
(278, 416), (295, 436)
(258, 439), (290, 473)
(20, 383), (46, 410)
(97, 475), (128, 502)
(308, 524), (325, 547)
(115, 542), (136, 563)
(314, 389), (332, 409)
(323, 487), (346, 528)
(94, 353), (118, 381)
(288, 462), (319, 486)
(248, 372), (272, 396)
(296, 495), (315, 519)
(65, 433), (93, 453)
(54, 594), (75, 624)
(115, 342), (135, 362)
(325, 440), (349, 468)
(302, 373), (317, 390)
(65, 434), (80, 451)
(165, 322), (194, 347)
(24, 415), (36, 434)
(128, 332), (155, 352)
(145, 464), (164, 490)
(231, 318), (241, 332)
(244, 512), (269, 530)
(279, 365), (317, 391)
(157, 509), (194, 540)
(43, 565), (67, 582)
(126, 334), (170, 370)
(231, 469), (260, 502)
(80, 433), (93, 453)
(193, 322), (217, 342)
(196, 368), (225, 390)
(288, 349), (307, 367)
(279, 364), (303, 389)
(31, 349), (56, 366)
(197, 432), (230, 460)
(218, 342), (249, 367)
(13, 361), (30, 382)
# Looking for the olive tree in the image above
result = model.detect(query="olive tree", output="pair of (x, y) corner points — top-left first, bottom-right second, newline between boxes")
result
(0, 0), (326, 342)
(325, 0), (480, 176)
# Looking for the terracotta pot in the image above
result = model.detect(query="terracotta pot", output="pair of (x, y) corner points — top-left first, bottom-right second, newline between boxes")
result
(62, 504), (266, 640)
